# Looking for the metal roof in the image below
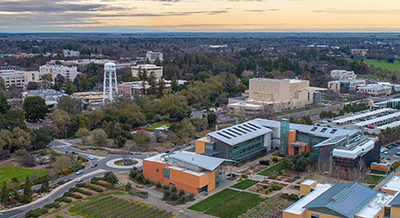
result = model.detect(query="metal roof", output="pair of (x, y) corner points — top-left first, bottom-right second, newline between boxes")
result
(334, 108), (392, 124)
(390, 193), (400, 206)
(356, 112), (400, 127)
(168, 152), (234, 171)
(207, 120), (273, 146)
(305, 183), (378, 218)
(378, 120), (400, 130)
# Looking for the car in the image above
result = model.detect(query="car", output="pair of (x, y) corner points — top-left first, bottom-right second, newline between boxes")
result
(351, 121), (357, 124)
(319, 121), (328, 124)
(327, 119), (333, 122)
(396, 152), (400, 156)
(163, 150), (170, 153)
(76, 178), (84, 183)
(186, 142), (191, 146)
(174, 147), (180, 151)
(71, 151), (78, 155)
(87, 155), (94, 160)
(91, 163), (98, 168)
(387, 145), (393, 149)
(366, 126), (374, 129)
(384, 151), (390, 155)
(326, 125), (331, 127)
(76, 169), (83, 175)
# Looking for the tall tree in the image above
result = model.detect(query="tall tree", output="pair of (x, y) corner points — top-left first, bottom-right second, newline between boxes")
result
(171, 75), (179, 92)
(148, 72), (157, 96)
(23, 176), (33, 203)
(157, 76), (165, 98)
(57, 96), (81, 114)
(42, 74), (53, 82)
(1, 181), (10, 205)
(0, 92), (10, 114)
(33, 128), (51, 149)
(134, 130), (150, 147)
(23, 96), (48, 122)
(64, 81), (74, 95)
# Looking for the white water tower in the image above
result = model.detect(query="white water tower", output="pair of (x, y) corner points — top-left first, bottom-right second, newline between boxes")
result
(103, 62), (118, 104)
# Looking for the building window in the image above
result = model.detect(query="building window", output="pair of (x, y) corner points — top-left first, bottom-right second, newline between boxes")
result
(311, 214), (319, 218)
(156, 169), (159, 173)
(163, 168), (170, 179)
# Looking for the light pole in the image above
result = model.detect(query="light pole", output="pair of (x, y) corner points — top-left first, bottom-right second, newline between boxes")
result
(65, 126), (68, 140)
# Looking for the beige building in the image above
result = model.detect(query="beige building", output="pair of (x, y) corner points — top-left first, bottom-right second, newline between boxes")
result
(72, 92), (104, 107)
(131, 64), (163, 80)
(330, 70), (356, 80)
(328, 79), (366, 93)
(228, 78), (315, 114)
(0, 70), (42, 89)
(358, 84), (392, 97)
(39, 65), (78, 82)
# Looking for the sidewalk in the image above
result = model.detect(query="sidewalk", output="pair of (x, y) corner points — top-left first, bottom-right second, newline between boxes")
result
(374, 169), (399, 191)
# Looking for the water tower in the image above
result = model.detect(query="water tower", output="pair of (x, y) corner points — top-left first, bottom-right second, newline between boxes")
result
(103, 62), (118, 104)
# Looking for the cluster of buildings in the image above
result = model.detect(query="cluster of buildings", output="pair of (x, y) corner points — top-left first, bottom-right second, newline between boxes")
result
(136, 51), (164, 63)
(328, 70), (400, 97)
(283, 176), (400, 218)
(228, 78), (323, 115)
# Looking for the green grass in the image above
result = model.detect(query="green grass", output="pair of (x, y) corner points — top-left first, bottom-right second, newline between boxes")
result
(370, 170), (387, 175)
(0, 164), (48, 188)
(362, 175), (384, 184)
(363, 59), (400, 72)
(231, 179), (259, 190)
(204, 192), (264, 218)
(391, 161), (400, 171)
(144, 123), (171, 130)
(187, 189), (239, 212)
(257, 162), (284, 176)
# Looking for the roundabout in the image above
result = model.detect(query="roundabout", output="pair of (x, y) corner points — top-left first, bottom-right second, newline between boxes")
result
(106, 158), (142, 169)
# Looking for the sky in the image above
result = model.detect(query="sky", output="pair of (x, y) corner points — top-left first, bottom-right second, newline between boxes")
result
(0, 0), (399, 32)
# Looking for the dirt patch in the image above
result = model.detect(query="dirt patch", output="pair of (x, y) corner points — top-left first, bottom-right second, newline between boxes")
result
(116, 172), (130, 185)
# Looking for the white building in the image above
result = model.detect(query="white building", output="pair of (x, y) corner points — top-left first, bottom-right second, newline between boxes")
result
(0, 70), (42, 88)
(131, 64), (163, 80)
(330, 70), (356, 80)
(63, 50), (80, 57)
(146, 51), (163, 63)
(39, 65), (78, 82)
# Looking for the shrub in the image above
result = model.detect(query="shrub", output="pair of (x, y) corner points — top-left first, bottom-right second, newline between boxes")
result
(264, 189), (270, 194)
(125, 182), (132, 191)
(171, 186), (177, 193)
(55, 197), (65, 202)
(178, 189), (186, 197)
(156, 182), (162, 189)
(263, 185), (269, 189)
(70, 193), (82, 199)
(104, 171), (118, 184)
(188, 193), (195, 201)
(76, 188), (92, 196)
(25, 208), (48, 217)
(241, 174), (248, 178)
(91, 180), (114, 189)
(91, 177), (101, 182)
(63, 198), (72, 203)
(85, 184), (103, 192)
(259, 160), (270, 166)
(75, 183), (86, 188)
(16, 149), (28, 157)
(272, 157), (279, 162)
(288, 194), (299, 202)
(20, 156), (37, 167)
(163, 185), (170, 191)
(77, 156), (88, 162)
(271, 184), (282, 191)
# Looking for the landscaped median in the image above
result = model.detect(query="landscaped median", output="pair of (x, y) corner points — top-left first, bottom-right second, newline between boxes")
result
(257, 162), (284, 176)
(230, 179), (259, 190)
(187, 188), (264, 218)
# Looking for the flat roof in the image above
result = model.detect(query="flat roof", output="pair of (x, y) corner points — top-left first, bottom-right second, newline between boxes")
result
(358, 84), (389, 90)
(332, 139), (375, 159)
(290, 141), (309, 147)
(378, 120), (400, 130)
(334, 108), (392, 124)
(283, 183), (332, 215)
(356, 112), (400, 127)
(355, 193), (394, 218)
(381, 176), (400, 192)
(301, 179), (317, 186)
(227, 102), (262, 108)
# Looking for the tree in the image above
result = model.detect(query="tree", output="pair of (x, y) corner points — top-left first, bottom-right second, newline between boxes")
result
(282, 157), (294, 171)
(171, 75), (179, 92)
(23, 96), (48, 122)
(51, 109), (71, 138)
(87, 109), (104, 129)
(42, 74), (53, 82)
(0, 91), (10, 114)
(52, 156), (72, 175)
(237, 82), (247, 93)
(64, 81), (74, 95)
(6, 109), (26, 130)
(57, 96), (81, 114)
(104, 171), (118, 184)
(134, 130), (150, 147)
(114, 135), (126, 148)
(33, 128), (51, 149)
(101, 120), (110, 137)
(75, 128), (90, 145)
(10, 127), (32, 151)
(148, 72), (157, 96)
(1, 181), (10, 205)
(158, 76), (165, 98)
(23, 176), (33, 203)
(294, 157), (308, 175)
(125, 182), (132, 191)
(207, 112), (217, 129)
(54, 74), (66, 91)
(41, 175), (50, 193)
(90, 129), (108, 147)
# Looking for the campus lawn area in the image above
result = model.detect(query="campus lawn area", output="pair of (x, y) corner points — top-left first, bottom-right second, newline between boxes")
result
(0, 164), (48, 188)
(204, 192), (264, 218)
(257, 162), (284, 176)
(187, 189), (239, 212)
(363, 59), (400, 72)
(370, 170), (387, 175)
(231, 179), (259, 190)
(362, 175), (384, 184)
(144, 123), (171, 130)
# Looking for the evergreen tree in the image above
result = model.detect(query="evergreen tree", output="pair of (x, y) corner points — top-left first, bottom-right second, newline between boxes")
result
(1, 182), (10, 205)
(41, 175), (50, 192)
(23, 176), (33, 203)
(65, 81), (74, 95)
(157, 76), (165, 98)
(171, 75), (178, 92)
(12, 188), (22, 203)
(101, 120), (110, 138)
(148, 72), (157, 96)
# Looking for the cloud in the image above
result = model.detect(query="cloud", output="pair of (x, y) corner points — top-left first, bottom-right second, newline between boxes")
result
(312, 8), (400, 15)
(0, 0), (105, 12)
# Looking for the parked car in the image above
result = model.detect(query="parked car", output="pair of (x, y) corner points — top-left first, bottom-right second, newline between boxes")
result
(87, 155), (94, 160)
(396, 152), (400, 156)
(387, 145), (393, 149)
(163, 150), (170, 153)
(174, 147), (180, 151)
(384, 151), (390, 155)
(319, 121), (328, 124)
(91, 163), (98, 168)
(327, 119), (333, 122)
(71, 151), (78, 155)
(76, 170), (83, 175)
(186, 142), (191, 146)
(76, 178), (84, 183)
(366, 126), (374, 129)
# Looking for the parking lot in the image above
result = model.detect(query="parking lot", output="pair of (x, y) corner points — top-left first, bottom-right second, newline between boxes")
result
(318, 108), (400, 134)
(380, 142), (400, 161)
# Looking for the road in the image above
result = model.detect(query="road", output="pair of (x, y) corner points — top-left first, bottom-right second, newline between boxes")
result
(0, 140), (151, 218)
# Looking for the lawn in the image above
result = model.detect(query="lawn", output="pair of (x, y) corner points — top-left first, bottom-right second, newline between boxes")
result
(257, 162), (284, 176)
(187, 189), (239, 212)
(370, 170), (387, 175)
(231, 179), (259, 190)
(0, 164), (48, 188)
(363, 59), (400, 72)
(204, 192), (264, 218)
(362, 175), (384, 184)
(144, 123), (171, 130)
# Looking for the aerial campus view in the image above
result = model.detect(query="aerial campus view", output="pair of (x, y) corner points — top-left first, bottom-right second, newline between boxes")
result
(1, 1), (400, 218)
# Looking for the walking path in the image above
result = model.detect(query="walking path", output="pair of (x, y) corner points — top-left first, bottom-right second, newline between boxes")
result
(374, 169), (400, 191)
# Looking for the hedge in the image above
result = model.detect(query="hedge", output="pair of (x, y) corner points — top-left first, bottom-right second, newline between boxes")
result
(25, 208), (48, 217)
(76, 188), (92, 196)
(91, 180), (114, 189)
(85, 184), (104, 192)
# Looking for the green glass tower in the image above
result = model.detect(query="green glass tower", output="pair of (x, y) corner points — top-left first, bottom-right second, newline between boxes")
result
(280, 119), (289, 156)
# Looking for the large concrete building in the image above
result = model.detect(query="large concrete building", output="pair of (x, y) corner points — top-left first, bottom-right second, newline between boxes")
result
(228, 78), (317, 113)
(131, 64), (163, 80)
(146, 51), (163, 63)
(283, 179), (400, 218)
(39, 65), (78, 82)
(328, 79), (366, 93)
(0, 70), (42, 89)
(330, 70), (357, 80)
(63, 50), (80, 57)
(358, 84), (392, 97)
(143, 152), (232, 194)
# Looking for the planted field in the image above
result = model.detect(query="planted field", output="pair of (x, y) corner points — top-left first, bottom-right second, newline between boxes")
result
(231, 179), (259, 190)
(188, 189), (239, 212)
(69, 196), (174, 218)
(0, 164), (48, 188)
(257, 162), (284, 176)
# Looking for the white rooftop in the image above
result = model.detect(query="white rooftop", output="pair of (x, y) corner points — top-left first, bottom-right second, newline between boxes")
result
(378, 120), (400, 130)
(227, 102), (262, 108)
(355, 193), (394, 218)
(334, 108), (392, 124)
(301, 179), (317, 186)
(381, 176), (400, 192)
(332, 139), (375, 159)
(283, 183), (332, 215)
(356, 112), (400, 127)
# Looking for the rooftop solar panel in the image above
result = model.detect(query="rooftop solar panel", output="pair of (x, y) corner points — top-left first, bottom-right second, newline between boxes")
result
(233, 127), (247, 134)
(227, 129), (242, 136)
(243, 124), (257, 131)
(247, 123), (261, 129)
(217, 132), (231, 139)
(238, 126), (252, 132)
(222, 130), (236, 137)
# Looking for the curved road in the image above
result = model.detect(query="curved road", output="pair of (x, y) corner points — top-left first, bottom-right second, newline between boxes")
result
(0, 140), (150, 218)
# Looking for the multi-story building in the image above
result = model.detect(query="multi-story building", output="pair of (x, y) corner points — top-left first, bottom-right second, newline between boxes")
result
(357, 84), (392, 97)
(63, 50), (80, 57)
(146, 51), (163, 63)
(143, 152), (232, 194)
(22, 89), (68, 108)
(39, 65), (78, 82)
(328, 79), (366, 93)
(0, 71), (42, 88)
(283, 179), (396, 218)
(228, 78), (318, 113)
(330, 70), (357, 80)
(118, 80), (186, 96)
(131, 64), (163, 81)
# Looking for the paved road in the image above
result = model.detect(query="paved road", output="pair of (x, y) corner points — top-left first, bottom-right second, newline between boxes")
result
(0, 140), (151, 218)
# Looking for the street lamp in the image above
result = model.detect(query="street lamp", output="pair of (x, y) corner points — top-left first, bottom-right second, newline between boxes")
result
(65, 126), (68, 140)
